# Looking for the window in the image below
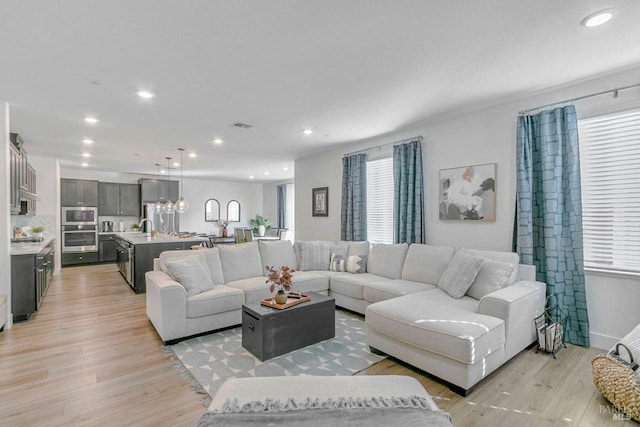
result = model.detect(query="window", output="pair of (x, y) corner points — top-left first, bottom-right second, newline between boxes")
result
(578, 108), (640, 274)
(366, 157), (394, 243)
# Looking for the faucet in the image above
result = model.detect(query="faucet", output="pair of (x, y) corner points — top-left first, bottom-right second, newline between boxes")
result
(138, 218), (154, 236)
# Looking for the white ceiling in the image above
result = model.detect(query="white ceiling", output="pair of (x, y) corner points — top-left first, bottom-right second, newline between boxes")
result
(1, 1), (639, 182)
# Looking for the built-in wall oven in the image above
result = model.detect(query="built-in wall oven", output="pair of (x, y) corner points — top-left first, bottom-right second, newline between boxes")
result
(62, 207), (98, 253)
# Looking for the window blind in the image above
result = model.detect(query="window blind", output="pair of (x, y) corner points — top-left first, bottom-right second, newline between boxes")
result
(578, 108), (640, 274)
(366, 157), (394, 244)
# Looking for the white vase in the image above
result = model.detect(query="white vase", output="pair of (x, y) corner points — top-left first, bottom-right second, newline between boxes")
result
(258, 225), (265, 236)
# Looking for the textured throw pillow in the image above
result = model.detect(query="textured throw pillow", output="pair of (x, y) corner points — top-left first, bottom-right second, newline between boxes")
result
(164, 255), (215, 298)
(299, 241), (332, 271)
(466, 259), (517, 300)
(438, 252), (484, 298)
(346, 254), (367, 274)
(329, 253), (347, 272)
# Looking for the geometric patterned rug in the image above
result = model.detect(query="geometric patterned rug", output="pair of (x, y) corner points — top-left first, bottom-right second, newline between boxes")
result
(163, 310), (386, 405)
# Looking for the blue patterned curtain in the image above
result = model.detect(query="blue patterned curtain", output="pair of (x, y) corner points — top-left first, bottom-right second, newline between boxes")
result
(277, 184), (286, 228)
(393, 138), (425, 244)
(515, 105), (589, 346)
(341, 153), (367, 241)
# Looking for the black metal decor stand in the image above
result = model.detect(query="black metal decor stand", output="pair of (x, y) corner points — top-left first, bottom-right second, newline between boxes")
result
(534, 298), (568, 359)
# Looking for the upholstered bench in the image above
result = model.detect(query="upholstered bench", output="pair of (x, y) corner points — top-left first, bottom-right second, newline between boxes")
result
(197, 375), (453, 426)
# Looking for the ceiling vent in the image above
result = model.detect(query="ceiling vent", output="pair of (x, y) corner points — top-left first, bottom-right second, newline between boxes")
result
(230, 122), (253, 130)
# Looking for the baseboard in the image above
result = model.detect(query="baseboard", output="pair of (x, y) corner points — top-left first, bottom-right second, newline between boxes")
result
(590, 332), (619, 350)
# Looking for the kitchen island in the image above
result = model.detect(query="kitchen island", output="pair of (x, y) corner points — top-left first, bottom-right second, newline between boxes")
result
(114, 232), (206, 293)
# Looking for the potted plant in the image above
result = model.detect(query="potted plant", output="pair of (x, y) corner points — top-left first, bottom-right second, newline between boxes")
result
(217, 219), (229, 237)
(250, 215), (271, 236)
(32, 226), (44, 238)
(131, 223), (140, 232)
(266, 265), (295, 304)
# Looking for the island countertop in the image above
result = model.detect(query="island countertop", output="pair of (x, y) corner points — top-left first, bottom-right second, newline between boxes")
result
(114, 232), (207, 245)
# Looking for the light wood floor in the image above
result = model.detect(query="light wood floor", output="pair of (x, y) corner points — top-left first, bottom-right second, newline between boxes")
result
(0, 264), (635, 426)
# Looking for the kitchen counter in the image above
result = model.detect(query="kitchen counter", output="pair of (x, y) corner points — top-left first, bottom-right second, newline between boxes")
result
(10, 236), (56, 255)
(114, 232), (206, 245)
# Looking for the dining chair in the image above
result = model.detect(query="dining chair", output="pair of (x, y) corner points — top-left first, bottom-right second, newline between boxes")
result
(243, 228), (254, 242)
(265, 228), (279, 237)
(234, 228), (246, 244)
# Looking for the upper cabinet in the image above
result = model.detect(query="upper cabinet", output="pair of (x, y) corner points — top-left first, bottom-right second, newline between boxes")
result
(139, 179), (179, 203)
(99, 182), (139, 216)
(61, 179), (99, 206)
(9, 143), (21, 215)
(9, 133), (37, 215)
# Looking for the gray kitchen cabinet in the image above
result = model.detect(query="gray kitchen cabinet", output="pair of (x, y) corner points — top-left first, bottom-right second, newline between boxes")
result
(11, 241), (55, 321)
(61, 179), (99, 206)
(9, 143), (21, 215)
(99, 182), (140, 216)
(139, 179), (179, 203)
(99, 233), (117, 262)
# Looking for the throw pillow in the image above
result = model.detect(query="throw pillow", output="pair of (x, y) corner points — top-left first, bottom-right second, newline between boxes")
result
(466, 259), (517, 300)
(329, 253), (347, 272)
(438, 252), (484, 299)
(346, 254), (367, 274)
(164, 255), (215, 298)
(298, 241), (332, 271)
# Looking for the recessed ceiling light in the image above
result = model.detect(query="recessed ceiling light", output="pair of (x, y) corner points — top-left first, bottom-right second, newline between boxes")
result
(160, 169), (166, 174)
(82, 138), (94, 144)
(283, 167), (289, 171)
(173, 162), (180, 167)
(264, 171), (270, 175)
(189, 153), (197, 158)
(82, 153), (91, 158)
(137, 90), (155, 99)
(81, 162), (89, 167)
(249, 175), (255, 179)
(84, 117), (98, 124)
(302, 129), (313, 135)
(581, 9), (614, 27)
(213, 138), (223, 144)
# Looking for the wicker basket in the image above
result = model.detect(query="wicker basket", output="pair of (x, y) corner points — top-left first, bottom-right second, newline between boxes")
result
(591, 348), (640, 422)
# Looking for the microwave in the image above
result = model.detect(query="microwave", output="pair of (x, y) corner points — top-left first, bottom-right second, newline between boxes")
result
(62, 206), (98, 225)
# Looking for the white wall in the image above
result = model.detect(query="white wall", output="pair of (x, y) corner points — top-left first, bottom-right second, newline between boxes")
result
(1, 102), (11, 328)
(295, 65), (640, 348)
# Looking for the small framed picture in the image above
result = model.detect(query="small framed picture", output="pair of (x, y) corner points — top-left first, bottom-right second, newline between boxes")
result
(312, 187), (329, 217)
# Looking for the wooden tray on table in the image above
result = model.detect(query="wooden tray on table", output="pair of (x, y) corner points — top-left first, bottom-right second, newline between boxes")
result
(260, 292), (311, 310)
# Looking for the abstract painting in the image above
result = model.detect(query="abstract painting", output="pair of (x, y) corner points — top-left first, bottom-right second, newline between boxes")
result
(439, 163), (496, 221)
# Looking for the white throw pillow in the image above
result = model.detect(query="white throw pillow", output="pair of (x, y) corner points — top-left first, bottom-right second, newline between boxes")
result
(329, 244), (350, 272)
(164, 255), (215, 297)
(438, 252), (484, 299)
(298, 241), (332, 271)
(466, 259), (517, 300)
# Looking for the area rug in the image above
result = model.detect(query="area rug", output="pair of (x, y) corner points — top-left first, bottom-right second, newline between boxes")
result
(163, 310), (386, 405)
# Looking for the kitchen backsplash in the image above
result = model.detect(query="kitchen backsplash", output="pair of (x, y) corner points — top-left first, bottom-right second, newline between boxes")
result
(11, 215), (56, 238)
(98, 216), (140, 232)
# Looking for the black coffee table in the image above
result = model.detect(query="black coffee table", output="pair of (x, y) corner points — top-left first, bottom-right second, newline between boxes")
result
(242, 292), (335, 361)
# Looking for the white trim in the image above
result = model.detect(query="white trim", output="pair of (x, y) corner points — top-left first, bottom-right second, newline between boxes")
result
(590, 331), (620, 351)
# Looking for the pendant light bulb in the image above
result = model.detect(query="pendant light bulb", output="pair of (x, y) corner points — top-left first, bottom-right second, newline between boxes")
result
(162, 157), (175, 214)
(175, 148), (189, 213)
(154, 163), (163, 214)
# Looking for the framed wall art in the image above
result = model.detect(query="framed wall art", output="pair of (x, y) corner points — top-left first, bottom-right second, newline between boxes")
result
(439, 163), (496, 221)
(312, 187), (329, 217)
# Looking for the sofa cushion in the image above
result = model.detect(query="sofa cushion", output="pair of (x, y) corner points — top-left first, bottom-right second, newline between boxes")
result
(367, 243), (409, 279)
(460, 248), (519, 279)
(366, 291), (504, 364)
(186, 285), (245, 318)
(164, 255), (215, 298)
(363, 279), (436, 304)
(218, 242), (264, 283)
(347, 241), (370, 258)
(466, 259), (518, 300)
(258, 240), (298, 273)
(202, 248), (225, 285)
(297, 241), (333, 271)
(401, 244), (455, 285)
(438, 251), (484, 298)
(290, 271), (330, 294)
(329, 273), (385, 299)
(225, 276), (271, 305)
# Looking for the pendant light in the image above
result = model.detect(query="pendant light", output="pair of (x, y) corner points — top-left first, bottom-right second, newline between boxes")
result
(162, 157), (175, 214)
(153, 163), (163, 214)
(175, 148), (189, 213)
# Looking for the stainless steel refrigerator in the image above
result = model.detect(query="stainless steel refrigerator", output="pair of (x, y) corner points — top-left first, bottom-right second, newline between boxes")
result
(142, 203), (179, 233)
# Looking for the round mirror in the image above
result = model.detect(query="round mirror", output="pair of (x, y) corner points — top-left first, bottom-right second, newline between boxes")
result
(227, 200), (240, 222)
(205, 199), (220, 222)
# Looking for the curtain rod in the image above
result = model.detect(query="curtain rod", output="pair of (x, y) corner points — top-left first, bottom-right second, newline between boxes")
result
(343, 135), (422, 158)
(518, 82), (640, 115)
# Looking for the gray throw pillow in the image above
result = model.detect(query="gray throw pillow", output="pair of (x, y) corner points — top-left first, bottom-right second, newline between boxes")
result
(164, 255), (215, 298)
(438, 252), (484, 299)
(466, 259), (517, 300)
(329, 253), (347, 272)
(346, 254), (367, 274)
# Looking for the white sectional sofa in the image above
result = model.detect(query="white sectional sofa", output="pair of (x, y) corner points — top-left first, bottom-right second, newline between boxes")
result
(145, 239), (545, 394)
